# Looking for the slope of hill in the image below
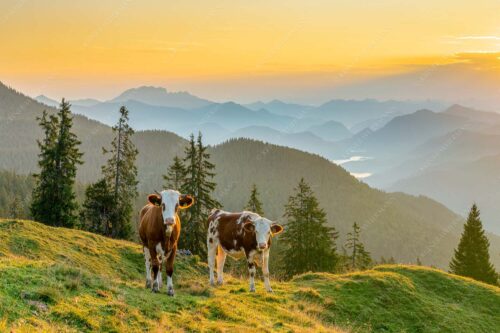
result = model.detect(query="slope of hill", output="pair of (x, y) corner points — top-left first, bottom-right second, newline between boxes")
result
(226, 126), (338, 159)
(443, 104), (500, 123)
(352, 109), (473, 156)
(34, 95), (59, 107)
(367, 130), (500, 188)
(333, 109), (484, 181)
(307, 120), (352, 141)
(35, 95), (101, 108)
(388, 154), (500, 234)
(1, 219), (499, 332)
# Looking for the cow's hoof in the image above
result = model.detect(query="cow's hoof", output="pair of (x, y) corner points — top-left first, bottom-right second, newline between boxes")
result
(145, 279), (152, 289)
(167, 288), (175, 296)
(249, 287), (256, 293)
(210, 281), (215, 287)
(217, 280), (224, 286)
(266, 288), (274, 293)
(152, 282), (159, 293)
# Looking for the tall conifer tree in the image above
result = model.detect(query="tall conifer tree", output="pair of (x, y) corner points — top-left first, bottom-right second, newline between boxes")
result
(180, 133), (220, 258)
(163, 156), (186, 190)
(79, 179), (115, 235)
(450, 204), (498, 285)
(281, 178), (338, 277)
(102, 106), (138, 239)
(245, 184), (264, 215)
(346, 222), (372, 270)
(31, 100), (83, 227)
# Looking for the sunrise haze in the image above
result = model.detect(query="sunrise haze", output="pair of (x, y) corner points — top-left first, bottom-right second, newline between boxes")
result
(1, 0), (499, 105)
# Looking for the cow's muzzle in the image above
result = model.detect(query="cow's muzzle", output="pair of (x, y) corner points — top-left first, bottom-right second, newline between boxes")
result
(164, 217), (175, 226)
(258, 243), (267, 250)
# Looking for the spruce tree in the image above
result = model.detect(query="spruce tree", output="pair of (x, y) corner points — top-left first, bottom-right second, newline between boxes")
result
(245, 184), (264, 215)
(281, 178), (338, 277)
(163, 156), (186, 190)
(79, 179), (115, 235)
(180, 133), (220, 258)
(31, 100), (83, 227)
(450, 204), (498, 285)
(346, 222), (372, 270)
(102, 106), (138, 239)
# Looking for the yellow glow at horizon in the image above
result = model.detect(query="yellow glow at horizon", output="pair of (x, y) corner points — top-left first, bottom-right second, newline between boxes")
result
(0, 0), (499, 80)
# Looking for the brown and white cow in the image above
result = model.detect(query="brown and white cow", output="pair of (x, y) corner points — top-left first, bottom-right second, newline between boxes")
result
(139, 190), (194, 295)
(207, 209), (283, 292)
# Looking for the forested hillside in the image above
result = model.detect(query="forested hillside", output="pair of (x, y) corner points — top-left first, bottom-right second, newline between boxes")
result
(1, 82), (499, 268)
(0, 171), (34, 218)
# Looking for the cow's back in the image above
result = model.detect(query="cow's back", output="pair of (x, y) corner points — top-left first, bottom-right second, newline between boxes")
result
(208, 210), (257, 253)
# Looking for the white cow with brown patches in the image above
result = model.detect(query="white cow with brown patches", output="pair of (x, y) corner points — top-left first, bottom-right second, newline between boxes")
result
(206, 209), (283, 292)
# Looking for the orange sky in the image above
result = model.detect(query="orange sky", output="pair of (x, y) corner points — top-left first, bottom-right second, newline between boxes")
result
(0, 0), (499, 102)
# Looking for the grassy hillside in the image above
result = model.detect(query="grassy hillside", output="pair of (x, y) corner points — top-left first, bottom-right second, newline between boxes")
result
(1, 219), (499, 332)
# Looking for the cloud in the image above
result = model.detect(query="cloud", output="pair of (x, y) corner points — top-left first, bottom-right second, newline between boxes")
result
(456, 36), (500, 41)
(453, 52), (500, 66)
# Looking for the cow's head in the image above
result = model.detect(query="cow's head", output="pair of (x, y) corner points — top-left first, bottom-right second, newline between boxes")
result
(242, 214), (283, 251)
(148, 190), (194, 231)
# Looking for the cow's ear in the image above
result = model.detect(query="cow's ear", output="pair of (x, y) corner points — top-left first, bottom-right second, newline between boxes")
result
(271, 224), (284, 235)
(243, 221), (255, 233)
(179, 194), (194, 209)
(148, 194), (161, 206)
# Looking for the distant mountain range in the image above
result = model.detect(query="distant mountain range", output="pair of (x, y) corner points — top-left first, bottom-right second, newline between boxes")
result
(4, 81), (499, 268)
(342, 106), (500, 233)
(31, 85), (500, 234)
(109, 86), (213, 109)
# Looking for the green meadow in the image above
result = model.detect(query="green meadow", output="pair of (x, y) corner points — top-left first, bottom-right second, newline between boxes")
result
(1, 219), (498, 332)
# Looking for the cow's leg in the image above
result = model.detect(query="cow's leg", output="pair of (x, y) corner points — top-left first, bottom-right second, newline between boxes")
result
(149, 244), (160, 293)
(247, 251), (257, 292)
(207, 236), (217, 286)
(164, 247), (177, 296)
(143, 246), (152, 289)
(262, 249), (273, 292)
(216, 245), (227, 285)
(156, 243), (165, 290)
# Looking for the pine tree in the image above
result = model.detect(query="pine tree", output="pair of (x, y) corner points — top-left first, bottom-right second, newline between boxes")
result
(163, 156), (186, 190)
(102, 106), (138, 239)
(9, 196), (23, 219)
(245, 184), (264, 215)
(79, 179), (115, 235)
(281, 178), (338, 277)
(180, 133), (220, 258)
(346, 222), (372, 270)
(450, 204), (498, 285)
(31, 100), (83, 227)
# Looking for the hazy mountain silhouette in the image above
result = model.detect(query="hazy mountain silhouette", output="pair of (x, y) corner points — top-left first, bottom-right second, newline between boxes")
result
(245, 99), (314, 117)
(109, 86), (213, 109)
(307, 120), (352, 141)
